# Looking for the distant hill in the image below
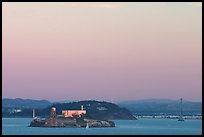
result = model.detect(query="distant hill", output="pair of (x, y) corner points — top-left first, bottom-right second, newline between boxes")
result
(2, 99), (136, 120)
(118, 99), (202, 116)
(38, 100), (136, 120)
(3, 98), (201, 117)
(2, 98), (52, 109)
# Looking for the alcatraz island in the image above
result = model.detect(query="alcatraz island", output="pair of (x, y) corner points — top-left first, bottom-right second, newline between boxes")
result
(29, 105), (115, 128)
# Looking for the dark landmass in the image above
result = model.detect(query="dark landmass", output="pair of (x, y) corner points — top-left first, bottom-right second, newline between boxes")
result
(47, 100), (136, 120)
(118, 99), (202, 116)
(3, 98), (201, 118)
(2, 98), (52, 109)
(2, 99), (136, 120)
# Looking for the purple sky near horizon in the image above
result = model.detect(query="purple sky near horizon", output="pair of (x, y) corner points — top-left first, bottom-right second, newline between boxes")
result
(2, 2), (202, 102)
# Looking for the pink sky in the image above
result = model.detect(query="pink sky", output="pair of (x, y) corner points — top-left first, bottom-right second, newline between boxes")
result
(2, 2), (202, 102)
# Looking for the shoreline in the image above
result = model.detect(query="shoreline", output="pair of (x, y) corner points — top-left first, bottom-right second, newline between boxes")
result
(2, 117), (202, 120)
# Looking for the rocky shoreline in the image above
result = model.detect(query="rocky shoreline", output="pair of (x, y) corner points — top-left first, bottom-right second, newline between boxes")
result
(29, 117), (115, 128)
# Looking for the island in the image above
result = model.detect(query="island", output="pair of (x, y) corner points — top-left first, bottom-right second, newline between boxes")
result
(29, 106), (115, 128)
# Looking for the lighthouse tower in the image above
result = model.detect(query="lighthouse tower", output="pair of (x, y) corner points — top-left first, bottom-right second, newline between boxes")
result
(51, 107), (57, 118)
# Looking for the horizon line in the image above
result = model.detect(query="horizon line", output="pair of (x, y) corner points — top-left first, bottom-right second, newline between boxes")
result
(2, 97), (202, 103)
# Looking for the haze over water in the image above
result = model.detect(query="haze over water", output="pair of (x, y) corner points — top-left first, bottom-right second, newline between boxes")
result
(2, 2), (202, 102)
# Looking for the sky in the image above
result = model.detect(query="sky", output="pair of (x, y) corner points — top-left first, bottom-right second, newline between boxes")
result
(2, 2), (202, 102)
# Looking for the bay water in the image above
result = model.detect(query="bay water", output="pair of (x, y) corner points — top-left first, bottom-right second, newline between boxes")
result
(2, 118), (202, 135)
